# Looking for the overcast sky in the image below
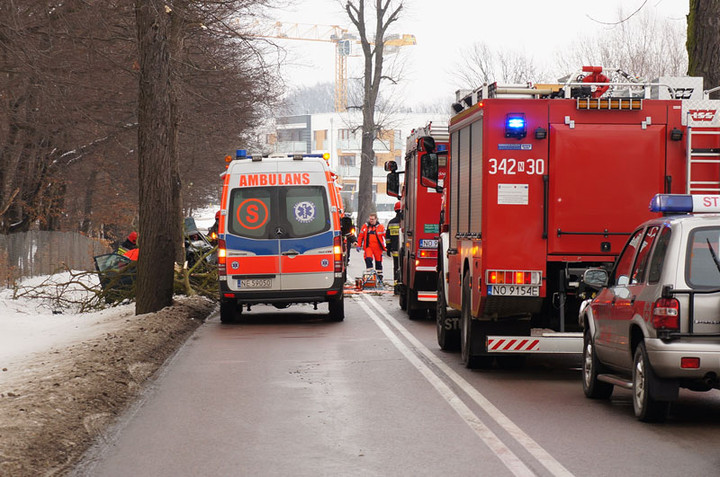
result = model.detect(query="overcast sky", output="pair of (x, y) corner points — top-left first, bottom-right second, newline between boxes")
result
(267, 0), (689, 106)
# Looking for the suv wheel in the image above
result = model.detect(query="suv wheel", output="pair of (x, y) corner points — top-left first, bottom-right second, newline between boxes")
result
(633, 342), (670, 422)
(582, 331), (613, 399)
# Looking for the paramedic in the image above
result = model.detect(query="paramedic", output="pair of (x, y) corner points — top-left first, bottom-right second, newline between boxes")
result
(385, 201), (402, 290)
(357, 212), (386, 282)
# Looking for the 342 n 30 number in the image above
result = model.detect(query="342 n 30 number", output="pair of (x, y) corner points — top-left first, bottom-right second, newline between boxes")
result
(488, 158), (545, 175)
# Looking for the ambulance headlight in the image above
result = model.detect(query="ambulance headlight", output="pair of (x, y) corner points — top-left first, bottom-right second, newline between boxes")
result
(505, 113), (526, 139)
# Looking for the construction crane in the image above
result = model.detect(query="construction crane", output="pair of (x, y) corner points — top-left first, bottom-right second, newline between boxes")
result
(262, 22), (416, 112)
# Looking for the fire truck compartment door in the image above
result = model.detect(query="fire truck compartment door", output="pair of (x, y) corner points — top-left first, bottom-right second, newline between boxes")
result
(548, 123), (666, 256)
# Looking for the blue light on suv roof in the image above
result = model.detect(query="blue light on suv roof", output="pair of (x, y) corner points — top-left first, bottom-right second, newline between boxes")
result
(650, 194), (693, 213)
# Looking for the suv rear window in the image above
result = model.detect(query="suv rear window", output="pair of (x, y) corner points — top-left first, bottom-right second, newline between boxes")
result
(228, 186), (330, 240)
(686, 226), (720, 288)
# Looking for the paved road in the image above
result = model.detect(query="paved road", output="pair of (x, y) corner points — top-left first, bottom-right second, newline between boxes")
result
(74, 251), (720, 476)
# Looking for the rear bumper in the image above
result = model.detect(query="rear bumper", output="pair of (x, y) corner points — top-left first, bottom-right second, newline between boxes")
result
(646, 338), (720, 378)
(219, 277), (344, 305)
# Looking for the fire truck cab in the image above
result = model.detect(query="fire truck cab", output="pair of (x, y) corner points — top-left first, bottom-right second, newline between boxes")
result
(386, 123), (449, 319)
(217, 151), (351, 323)
(422, 67), (720, 368)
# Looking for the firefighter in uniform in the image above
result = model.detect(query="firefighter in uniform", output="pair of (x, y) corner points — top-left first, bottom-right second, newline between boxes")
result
(385, 201), (402, 293)
(118, 231), (137, 255)
(357, 212), (386, 282)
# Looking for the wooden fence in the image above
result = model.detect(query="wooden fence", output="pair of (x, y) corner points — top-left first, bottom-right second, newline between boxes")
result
(0, 231), (111, 287)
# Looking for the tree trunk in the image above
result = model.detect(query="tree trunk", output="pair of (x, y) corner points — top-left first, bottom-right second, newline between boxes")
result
(687, 0), (720, 97)
(135, 0), (179, 314)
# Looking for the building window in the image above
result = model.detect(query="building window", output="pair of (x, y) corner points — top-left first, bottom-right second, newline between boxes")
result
(340, 155), (356, 166)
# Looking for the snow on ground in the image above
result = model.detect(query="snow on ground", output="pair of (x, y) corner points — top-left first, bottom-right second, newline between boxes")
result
(0, 272), (135, 371)
(0, 206), (217, 374)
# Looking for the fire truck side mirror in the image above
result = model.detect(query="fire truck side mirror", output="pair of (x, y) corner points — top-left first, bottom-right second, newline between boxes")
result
(421, 136), (436, 153)
(384, 160), (398, 172)
(340, 216), (354, 235)
(420, 153), (440, 191)
(386, 172), (400, 197)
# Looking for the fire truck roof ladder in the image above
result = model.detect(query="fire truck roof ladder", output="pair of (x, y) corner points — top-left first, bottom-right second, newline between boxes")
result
(686, 126), (720, 194)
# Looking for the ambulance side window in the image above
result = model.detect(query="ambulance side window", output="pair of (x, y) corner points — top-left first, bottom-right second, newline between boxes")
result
(228, 187), (272, 239)
(283, 186), (330, 238)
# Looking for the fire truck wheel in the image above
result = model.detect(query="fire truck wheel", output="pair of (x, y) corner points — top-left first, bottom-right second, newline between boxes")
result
(328, 296), (345, 322)
(582, 330), (613, 399)
(436, 271), (460, 351)
(220, 299), (239, 324)
(633, 342), (669, 422)
(460, 273), (490, 369)
(407, 288), (424, 320)
(398, 285), (408, 310)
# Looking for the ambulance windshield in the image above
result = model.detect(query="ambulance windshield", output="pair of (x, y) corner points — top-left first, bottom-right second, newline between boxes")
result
(228, 186), (330, 239)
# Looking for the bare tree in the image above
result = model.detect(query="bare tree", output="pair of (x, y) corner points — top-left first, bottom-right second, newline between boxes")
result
(555, 7), (686, 80)
(345, 0), (403, 226)
(687, 0), (720, 96)
(452, 43), (540, 89)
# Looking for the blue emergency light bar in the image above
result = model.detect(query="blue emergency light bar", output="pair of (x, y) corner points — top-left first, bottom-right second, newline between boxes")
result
(236, 149), (247, 158)
(650, 194), (720, 213)
(437, 144), (448, 152)
(505, 113), (527, 139)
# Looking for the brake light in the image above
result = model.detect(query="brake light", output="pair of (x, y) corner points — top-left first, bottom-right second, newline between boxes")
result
(418, 249), (437, 259)
(487, 270), (541, 285)
(681, 357), (700, 369)
(218, 239), (227, 276)
(652, 297), (679, 330)
(334, 236), (343, 272)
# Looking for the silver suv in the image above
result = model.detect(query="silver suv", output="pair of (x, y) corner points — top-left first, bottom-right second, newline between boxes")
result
(581, 194), (720, 422)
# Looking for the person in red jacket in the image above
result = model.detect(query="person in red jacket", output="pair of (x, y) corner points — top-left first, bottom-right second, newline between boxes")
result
(356, 212), (386, 282)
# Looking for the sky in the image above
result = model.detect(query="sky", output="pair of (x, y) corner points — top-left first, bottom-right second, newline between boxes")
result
(267, 0), (689, 106)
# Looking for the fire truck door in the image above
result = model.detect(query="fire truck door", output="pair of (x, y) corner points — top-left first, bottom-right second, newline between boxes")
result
(548, 123), (666, 256)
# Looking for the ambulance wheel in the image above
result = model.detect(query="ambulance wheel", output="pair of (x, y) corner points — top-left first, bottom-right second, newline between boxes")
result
(328, 296), (345, 322)
(220, 299), (239, 324)
(460, 273), (490, 369)
(407, 288), (424, 320)
(436, 271), (460, 351)
(399, 285), (408, 310)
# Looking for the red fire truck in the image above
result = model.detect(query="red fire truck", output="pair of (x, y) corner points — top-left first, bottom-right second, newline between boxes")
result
(385, 123), (449, 319)
(421, 67), (720, 368)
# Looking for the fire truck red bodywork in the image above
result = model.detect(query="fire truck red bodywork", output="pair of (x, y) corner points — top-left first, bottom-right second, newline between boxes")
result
(396, 125), (449, 318)
(435, 73), (719, 366)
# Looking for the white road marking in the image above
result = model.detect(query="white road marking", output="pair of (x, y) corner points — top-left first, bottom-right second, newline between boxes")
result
(362, 294), (575, 477)
(357, 298), (535, 477)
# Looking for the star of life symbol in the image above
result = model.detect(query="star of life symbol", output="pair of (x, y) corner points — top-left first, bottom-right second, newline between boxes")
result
(293, 201), (316, 223)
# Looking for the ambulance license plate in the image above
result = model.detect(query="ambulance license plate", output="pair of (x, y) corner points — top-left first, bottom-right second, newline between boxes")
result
(487, 285), (539, 297)
(239, 278), (272, 288)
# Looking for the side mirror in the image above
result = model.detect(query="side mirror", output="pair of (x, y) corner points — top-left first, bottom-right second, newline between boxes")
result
(386, 172), (400, 198)
(340, 216), (353, 235)
(384, 160), (398, 173)
(420, 153), (439, 190)
(421, 136), (436, 153)
(582, 268), (608, 288)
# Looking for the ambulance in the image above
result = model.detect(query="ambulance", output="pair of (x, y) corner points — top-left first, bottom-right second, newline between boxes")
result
(217, 151), (351, 323)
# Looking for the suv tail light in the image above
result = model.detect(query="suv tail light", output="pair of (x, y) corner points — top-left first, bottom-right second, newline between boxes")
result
(333, 236), (343, 272)
(652, 297), (679, 330)
(218, 238), (227, 276)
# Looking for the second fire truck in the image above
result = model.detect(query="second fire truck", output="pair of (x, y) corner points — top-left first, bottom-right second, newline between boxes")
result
(386, 123), (449, 319)
(421, 67), (720, 368)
